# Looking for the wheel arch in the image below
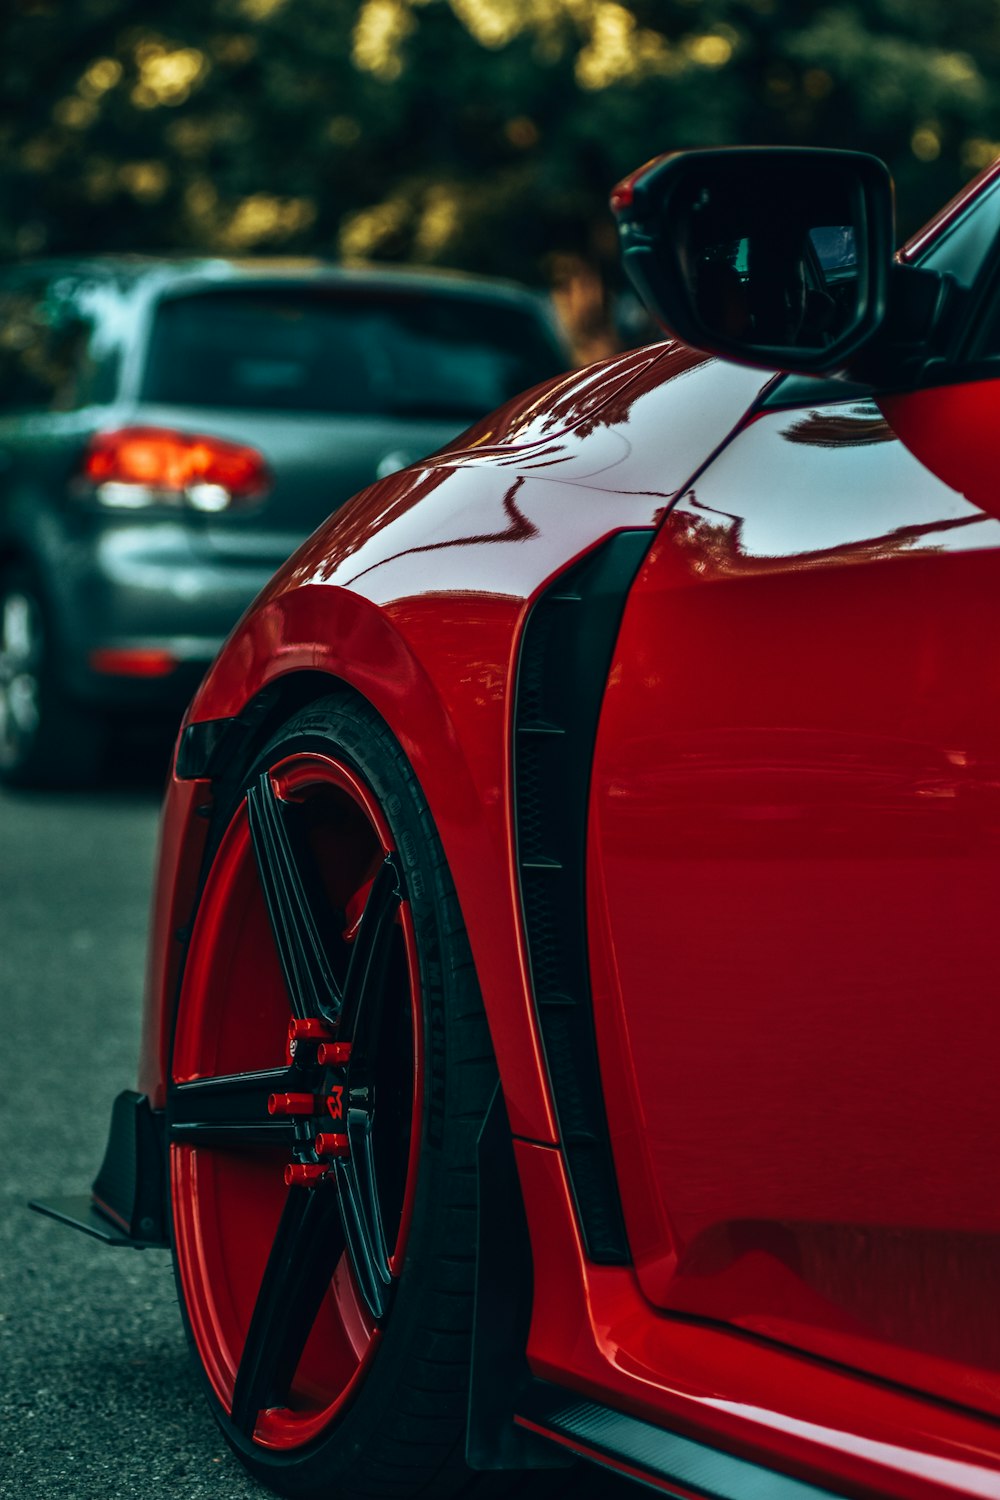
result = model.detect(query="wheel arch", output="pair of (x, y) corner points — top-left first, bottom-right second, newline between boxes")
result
(186, 583), (483, 821)
(141, 586), (492, 1114)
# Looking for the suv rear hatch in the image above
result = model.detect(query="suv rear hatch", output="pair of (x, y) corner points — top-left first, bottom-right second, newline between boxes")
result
(136, 281), (569, 565)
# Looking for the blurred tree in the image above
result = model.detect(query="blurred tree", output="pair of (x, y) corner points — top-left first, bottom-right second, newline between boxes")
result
(3, 0), (1000, 356)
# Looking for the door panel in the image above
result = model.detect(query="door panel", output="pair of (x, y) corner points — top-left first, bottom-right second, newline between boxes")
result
(589, 388), (1000, 1417)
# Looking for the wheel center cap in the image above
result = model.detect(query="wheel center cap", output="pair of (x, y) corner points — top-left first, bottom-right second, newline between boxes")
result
(274, 1019), (359, 1186)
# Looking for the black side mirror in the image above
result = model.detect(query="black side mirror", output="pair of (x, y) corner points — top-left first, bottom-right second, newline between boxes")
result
(611, 148), (895, 374)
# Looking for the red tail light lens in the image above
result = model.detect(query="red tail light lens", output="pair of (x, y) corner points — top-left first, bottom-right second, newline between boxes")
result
(78, 427), (271, 511)
(88, 647), (178, 677)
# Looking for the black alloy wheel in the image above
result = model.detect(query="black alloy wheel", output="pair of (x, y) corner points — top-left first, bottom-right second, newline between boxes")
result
(167, 693), (503, 1499)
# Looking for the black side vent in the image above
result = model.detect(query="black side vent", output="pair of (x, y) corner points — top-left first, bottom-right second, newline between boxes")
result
(512, 530), (652, 1264)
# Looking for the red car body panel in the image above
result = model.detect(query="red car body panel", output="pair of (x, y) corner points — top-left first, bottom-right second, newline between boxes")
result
(590, 389), (1000, 1422)
(516, 1140), (1000, 1500)
(134, 166), (1000, 1497)
(139, 346), (771, 1141)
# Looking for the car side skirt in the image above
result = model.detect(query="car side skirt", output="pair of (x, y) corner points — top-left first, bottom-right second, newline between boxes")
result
(516, 1382), (842, 1500)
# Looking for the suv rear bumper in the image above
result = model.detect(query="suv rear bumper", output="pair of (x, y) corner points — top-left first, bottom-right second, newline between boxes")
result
(45, 517), (288, 712)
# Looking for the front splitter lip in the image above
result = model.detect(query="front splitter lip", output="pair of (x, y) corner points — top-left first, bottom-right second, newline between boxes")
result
(28, 1090), (168, 1248)
(27, 1192), (165, 1249)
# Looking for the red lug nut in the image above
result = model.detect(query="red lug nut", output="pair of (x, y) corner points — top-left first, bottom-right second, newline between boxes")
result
(317, 1041), (352, 1066)
(286, 1016), (334, 1063)
(314, 1133), (349, 1158)
(284, 1162), (329, 1187)
(268, 1092), (316, 1117)
(289, 1017), (334, 1041)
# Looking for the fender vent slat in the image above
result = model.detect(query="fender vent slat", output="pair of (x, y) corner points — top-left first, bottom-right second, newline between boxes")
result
(511, 531), (651, 1265)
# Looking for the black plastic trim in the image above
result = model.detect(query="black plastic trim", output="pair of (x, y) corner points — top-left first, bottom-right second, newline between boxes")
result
(517, 1381), (844, 1499)
(27, 1194), (164, 1248)
(175, 683), (290, 785)
(175, 717), (240, 779)
(512, 531), (652, 1264)
(29, 1090), (168, 1248)
(759, 374), (875, 411)
(466, 1086), (572, 1471)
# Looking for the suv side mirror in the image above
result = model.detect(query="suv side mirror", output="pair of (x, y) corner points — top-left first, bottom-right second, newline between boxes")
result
(611, 148), (895, 374)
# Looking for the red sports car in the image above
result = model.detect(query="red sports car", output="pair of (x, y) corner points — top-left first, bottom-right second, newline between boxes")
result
(33, 148), (1000, 1499)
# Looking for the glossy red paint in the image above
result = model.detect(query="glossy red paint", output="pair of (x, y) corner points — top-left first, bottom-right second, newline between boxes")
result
(516, 1141), (1000, 1500)
(142, 348), (771, 1136)
(879, 380), (1000, 516)
(589, 389), (1000, 1423)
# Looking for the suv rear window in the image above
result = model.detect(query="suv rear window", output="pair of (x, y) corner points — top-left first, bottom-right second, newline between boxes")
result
(141, 287), (566, 419)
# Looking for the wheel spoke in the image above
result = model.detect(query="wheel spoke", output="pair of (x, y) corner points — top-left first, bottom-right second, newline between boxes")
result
(246, 772), (343, 1024)
(230, 1183), (346, 1435)
(170, 1069), (295, 1147)
(333, 1133), (392, 1320)
(340, 856), (402, 1061)
(329, 854), (404, 1319)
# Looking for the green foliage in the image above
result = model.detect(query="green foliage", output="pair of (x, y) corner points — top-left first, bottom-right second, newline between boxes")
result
(3, 0), (1000, 299)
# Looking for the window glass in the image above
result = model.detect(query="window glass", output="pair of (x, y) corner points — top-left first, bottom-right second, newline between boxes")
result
(918, 176), (1000, 287)
(809, 225), (857, 273)
(67, 280), (124, 406)
(141, 289), (566, 418)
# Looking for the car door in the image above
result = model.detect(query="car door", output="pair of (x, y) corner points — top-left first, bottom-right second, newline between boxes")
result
(588, 332), (1000, 1421)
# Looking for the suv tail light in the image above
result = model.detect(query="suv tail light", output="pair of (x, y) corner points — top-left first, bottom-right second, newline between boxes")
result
(77, 427), (271, 512)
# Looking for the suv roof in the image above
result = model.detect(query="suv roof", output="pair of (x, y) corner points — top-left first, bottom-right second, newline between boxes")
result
(0, 254), (551, 309)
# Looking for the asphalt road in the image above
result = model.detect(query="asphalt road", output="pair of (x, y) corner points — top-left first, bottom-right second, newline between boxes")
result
(0, 761), (266, 1500)
(0, 765), (633, 1500)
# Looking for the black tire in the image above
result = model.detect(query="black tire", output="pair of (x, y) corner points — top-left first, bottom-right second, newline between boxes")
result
(168, 692), (504, 1500)
(0, 565), (104, 788)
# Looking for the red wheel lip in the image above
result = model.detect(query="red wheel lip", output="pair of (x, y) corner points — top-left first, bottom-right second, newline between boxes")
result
(173, 1144), (384, 1440)
(170, 747), (425, 1450)
(170, 803), (253, 1085)
(270, 752), (397, 855)
(251, 1331), (381, 1448)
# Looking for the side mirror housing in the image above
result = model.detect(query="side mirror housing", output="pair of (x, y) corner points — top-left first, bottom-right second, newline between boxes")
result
(612, 148), (895, 375)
